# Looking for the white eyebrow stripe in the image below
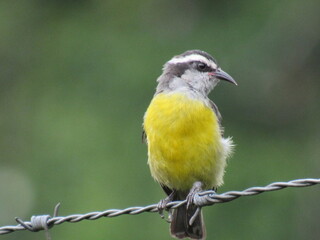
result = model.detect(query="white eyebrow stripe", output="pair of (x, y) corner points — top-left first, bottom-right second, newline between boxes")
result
(168, 54), (217, 69)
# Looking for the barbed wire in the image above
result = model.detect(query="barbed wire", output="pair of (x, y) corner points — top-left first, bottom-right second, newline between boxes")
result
(0, 178), (319, 236)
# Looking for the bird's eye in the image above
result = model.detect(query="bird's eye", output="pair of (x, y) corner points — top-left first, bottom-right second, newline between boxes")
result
(197, 62), (207, 71)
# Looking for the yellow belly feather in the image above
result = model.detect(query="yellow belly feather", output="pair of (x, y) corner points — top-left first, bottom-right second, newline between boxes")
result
(144, 93), (224, 190)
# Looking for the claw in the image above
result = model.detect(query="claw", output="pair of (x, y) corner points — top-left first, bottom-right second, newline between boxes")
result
(167, 209), (173, 223)
(186, 181), (204, 226)
(186, 181), (203, 210)
(157, 199), (168, 219)
(189, 207), (201, 226)
(157, 191), (175, 222)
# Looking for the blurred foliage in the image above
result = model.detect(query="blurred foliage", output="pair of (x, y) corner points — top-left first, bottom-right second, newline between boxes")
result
(0, 0), (319, 239)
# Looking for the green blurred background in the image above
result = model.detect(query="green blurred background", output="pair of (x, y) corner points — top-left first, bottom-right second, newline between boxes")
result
(1, 1), (319, 239)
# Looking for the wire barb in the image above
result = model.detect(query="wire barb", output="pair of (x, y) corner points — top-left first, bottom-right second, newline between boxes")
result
(10, 203), (61, 240)
(0, 178), (319, 236)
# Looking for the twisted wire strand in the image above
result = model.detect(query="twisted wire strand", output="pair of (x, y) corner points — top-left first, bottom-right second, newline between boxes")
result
(0, 178), (319, 235)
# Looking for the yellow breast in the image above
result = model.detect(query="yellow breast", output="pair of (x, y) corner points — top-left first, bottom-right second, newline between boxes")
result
(144, 93), (222, 190)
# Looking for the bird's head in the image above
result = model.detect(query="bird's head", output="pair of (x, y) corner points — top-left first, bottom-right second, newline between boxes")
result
(156, 50), (237, 95)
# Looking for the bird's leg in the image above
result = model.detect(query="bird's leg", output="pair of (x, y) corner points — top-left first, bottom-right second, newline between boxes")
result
(186, 181), (203, 209)
(186, 181), (203, 226)
(157, 190), (176, 222)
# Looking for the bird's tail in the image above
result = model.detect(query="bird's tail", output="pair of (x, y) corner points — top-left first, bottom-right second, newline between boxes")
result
(170, 204), (206, 240)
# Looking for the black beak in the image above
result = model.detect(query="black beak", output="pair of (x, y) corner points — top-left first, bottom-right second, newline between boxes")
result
(215, 68), (237, 85)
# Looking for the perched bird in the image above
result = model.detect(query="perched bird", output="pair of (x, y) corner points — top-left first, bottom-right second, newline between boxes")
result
(143, 50), (237, 239)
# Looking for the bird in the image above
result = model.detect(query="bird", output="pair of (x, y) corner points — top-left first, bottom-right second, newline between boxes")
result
(143, 50), (237, 240)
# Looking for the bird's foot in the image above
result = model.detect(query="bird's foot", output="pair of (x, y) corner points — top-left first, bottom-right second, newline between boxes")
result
(186, 181), (203, 209)
(157, 191), (175, 222)
(186, 181), (203, 226)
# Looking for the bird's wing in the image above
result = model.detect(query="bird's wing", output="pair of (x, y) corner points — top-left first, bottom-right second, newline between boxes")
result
(161, 184), (174, 196)
(209, 100), (224, 136)
(142, 129), (147, 144)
